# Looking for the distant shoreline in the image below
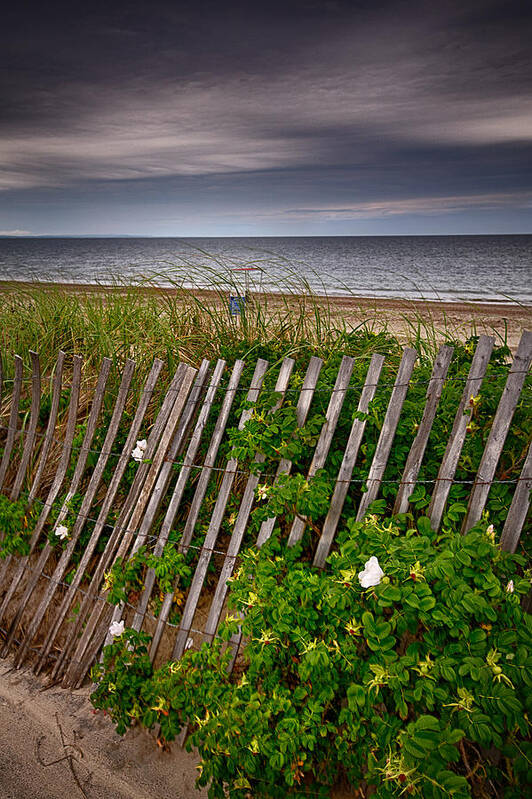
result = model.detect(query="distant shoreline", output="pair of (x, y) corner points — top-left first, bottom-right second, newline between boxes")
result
(1, 233), (532, 238)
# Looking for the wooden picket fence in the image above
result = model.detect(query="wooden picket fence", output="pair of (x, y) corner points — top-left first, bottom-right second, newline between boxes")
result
(0, 330), (530, 691)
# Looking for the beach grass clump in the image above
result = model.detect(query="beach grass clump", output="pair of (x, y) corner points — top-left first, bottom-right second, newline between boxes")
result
(0, 264), (470, 390)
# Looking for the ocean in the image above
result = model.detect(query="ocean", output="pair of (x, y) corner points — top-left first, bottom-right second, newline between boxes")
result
(0, 235), (531, 304)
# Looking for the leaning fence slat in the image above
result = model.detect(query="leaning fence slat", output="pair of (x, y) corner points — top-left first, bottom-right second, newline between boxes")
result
(36, 358), (165, 674)
(500, 439), (532, 553)
(2, 356), (112, 659)
(96, 363), (199, 655)
(201, 358), (295, 646)
(226, 356), (325, 671)
(356, 347), (418, 522)
(55, 357), (114, 531)
(427, 335), (494, 530)
(103, 360), (209, 647)
(462, 329), (532, 533)
(28, 351), (66, 503)
(0, 352), (64, 595)
(393, 345), (454, 515)
(288, 355), (356, 546)
(313, 353), (385, 568)
(171, 358), (269, 660)
(174, 361), (248, 555)
(104, 359), (212, 642)
(10, 352), (42, 500)
(132, 359), (227, 636)
(0, 355), (82, 627)
(0, 355), (23, 491)
(149, 359), (247, 661)
(59, 363), (193, 686)
(14, 358), (137, 668)
(25, 354), (83, 539)
(111, 363), (199, 565)
(63, 361), (198, 680)
(255, 356), (323, 549)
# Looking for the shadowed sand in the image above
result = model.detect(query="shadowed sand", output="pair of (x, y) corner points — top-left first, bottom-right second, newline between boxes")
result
(0, 658), (207, 799)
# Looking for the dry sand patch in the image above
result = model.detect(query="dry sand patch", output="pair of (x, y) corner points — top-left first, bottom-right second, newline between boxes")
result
(0, 658), (206, 799)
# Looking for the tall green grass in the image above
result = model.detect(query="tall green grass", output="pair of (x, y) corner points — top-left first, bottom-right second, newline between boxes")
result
(0, 264), (482, 392)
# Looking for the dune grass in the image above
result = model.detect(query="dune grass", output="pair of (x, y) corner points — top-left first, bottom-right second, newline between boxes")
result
(0, 269), (402, 389)
(0, 264), (484, 390)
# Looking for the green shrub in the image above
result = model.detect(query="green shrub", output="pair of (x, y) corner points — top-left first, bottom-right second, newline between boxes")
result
(91, 514), (531, 798)
(0, 494), (35, 557)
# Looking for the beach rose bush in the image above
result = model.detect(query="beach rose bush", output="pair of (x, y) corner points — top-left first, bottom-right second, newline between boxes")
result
(91, 514), (531, 798)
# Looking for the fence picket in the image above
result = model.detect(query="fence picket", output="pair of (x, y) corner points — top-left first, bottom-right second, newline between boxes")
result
(427, 335), (494, 530)
(171, 358), (269, 660)
(226, 356), (325, 670)
(313, 353), (385, 568)
(131, 359), (226, 635)
(10, 352), (41, 500)
(0, 352), (65, 596)
(0, 355), (23, 491)
(256, 356), (323, 549)
(500, 439), (532, 553)
(393, 345), (454, 515)
(102, 360), (210, 643)
(71, 362), (198, 675)
(462, 330), (532, 533)
(59, 362), (194, 685)
(13, 358), (137, 668)
(0, 356), (83, 628)
(2, 356), (111, 658)
(201, 358), (295, 646)
(356, 347), (418, 522)
(288, 355), (356, 546)
(35, 358), (164, 674)
(149, 359), (246, 662)
(28, 351), (66, 504)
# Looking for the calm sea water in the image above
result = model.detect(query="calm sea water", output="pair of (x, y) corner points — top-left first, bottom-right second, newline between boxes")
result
(0, 235), (531, 304)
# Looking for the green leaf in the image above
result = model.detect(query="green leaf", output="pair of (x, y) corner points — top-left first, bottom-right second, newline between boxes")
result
(346, 684), (366, 709)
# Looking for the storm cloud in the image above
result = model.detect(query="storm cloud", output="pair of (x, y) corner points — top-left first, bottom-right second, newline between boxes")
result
(1, 0), (531, 234)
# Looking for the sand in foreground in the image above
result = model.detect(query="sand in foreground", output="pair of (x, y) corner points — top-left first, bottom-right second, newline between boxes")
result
(0, 659), (206, 799)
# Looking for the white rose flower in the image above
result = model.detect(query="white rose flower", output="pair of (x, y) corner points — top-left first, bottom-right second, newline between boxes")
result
(109, 620), (125, 637)
(54, 525), (69, 540)
(131, 439), (147, 461)
(506, 580), (514, 594)
(358, 556), (385, 588)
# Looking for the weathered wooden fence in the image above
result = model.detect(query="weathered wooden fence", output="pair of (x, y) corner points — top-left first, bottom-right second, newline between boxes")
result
(0, 331), (530, 690)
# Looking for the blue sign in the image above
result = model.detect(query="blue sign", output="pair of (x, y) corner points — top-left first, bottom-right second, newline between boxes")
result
(229, 295), (246, 315)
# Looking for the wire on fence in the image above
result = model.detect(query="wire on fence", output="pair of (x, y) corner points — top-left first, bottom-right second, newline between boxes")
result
(1, 547), (223, 640)
(0, 423), (524, 486)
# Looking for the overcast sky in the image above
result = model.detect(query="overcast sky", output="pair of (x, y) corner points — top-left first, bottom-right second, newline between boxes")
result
(1, 0), (531, 236)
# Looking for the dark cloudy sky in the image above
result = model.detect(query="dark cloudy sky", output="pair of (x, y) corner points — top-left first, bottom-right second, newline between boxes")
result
(1, 0), (531, 236)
